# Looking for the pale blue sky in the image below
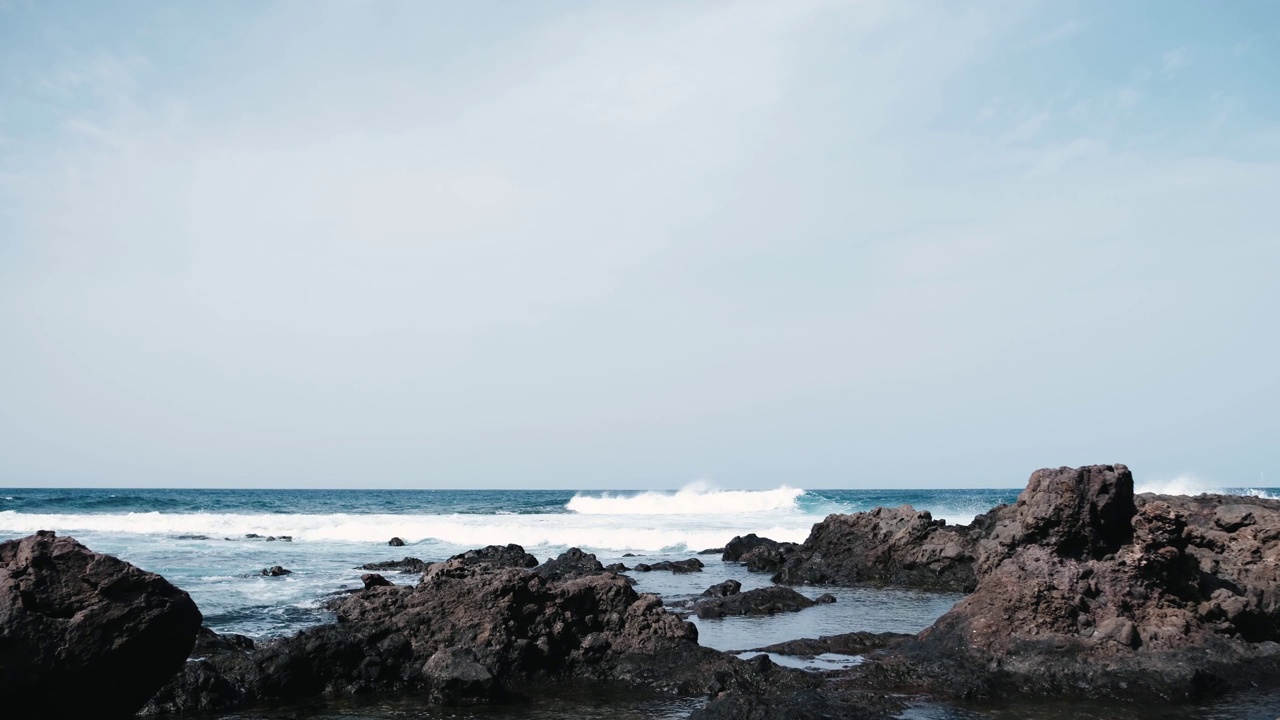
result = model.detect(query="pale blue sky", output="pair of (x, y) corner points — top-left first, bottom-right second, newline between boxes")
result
(1, 1), (1277, 489)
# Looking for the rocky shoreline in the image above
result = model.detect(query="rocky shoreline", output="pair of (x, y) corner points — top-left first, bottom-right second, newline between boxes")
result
(2, 464), (1277, 718)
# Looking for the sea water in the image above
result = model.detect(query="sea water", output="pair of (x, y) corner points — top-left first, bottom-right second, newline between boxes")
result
(2, 483), (1277, 719)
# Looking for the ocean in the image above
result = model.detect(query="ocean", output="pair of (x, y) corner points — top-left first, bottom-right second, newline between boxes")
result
(3, 483), (1278, 719)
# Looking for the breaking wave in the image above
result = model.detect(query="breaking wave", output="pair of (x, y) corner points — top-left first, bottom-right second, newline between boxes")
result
(566, 483), (806, 515)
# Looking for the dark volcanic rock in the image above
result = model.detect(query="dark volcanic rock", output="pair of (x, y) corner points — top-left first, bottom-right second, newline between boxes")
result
(697, 547), (725, 555)
(260, 565), (291, 577)
(605, 563), (629, 572)
(701, 579), (742, 598)
(442, 544), (539, 571)
(722, 535), (800, 573)
(144, 553), (750, 714)
(633, 558), (704, 574)
(192, 626), (255, 655)
(359, 557), (428, 574)
(744, 631), (911, 657)
(815, 593), (837, 604)
(879, 465), (1280, 701)
(361, 573), (391, 589)
(0, 531), (203, 718)
(388, 537), (405, 547)
(533, 547), (606, 581)
(694, 586), (817, 619)
(772, 505), (977, 591)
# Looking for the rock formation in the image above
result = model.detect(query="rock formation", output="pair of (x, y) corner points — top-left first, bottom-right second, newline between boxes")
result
(0, 531), (203, 717)
(143, 544), (739, 714)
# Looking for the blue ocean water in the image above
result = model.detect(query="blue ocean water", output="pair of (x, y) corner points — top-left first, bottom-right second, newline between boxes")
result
(4, 483), (1278, 719)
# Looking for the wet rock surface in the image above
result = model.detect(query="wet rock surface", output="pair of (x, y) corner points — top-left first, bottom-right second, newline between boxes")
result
(358, 556), (428, 573)
(722, 534), (801, 573)
(742, 630), (912, 656)
(633, 558), (704, 573)
(0, 531), (203, 718)
(693, 586), (818, 619)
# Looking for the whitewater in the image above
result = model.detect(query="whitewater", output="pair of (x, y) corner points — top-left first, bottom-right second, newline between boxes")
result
(1, 482), (1275, 642)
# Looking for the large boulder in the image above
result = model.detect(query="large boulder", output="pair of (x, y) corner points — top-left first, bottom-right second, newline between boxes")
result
(693, 586), (817, 619)
(772, 505), (978, 591)
(722, 535), (800, 573)
(880, 467), (1280, 700)
(0, 531), (203, 717)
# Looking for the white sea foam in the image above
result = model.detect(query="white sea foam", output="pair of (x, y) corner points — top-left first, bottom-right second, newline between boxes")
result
(1135, 474), (1220, 496)
(0, 509), (813, 553)
(566, 482), (805, 515)
(1246, 488), (1279, 500)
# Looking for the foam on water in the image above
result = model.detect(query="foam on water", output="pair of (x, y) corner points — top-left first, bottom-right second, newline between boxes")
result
(0, 509), (812, 553)
(566, 483), (805, 515)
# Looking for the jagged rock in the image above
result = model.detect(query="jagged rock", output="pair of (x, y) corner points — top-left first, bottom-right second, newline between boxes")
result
(879, 465), (1280, 701)
(359, 557), (428, 574)
(361, 573), (392, 589)
(142, 552), (748, 714)
(722, 535), (800, 573)
(260, 566), (291, 577)
(388, 537), (405, 547)
(633, 558), (703, 573)
(605, 563), (629, 572)
(532, 547), (606, 582)
(422, 647), (496, 704)
(772, 506), (977, 591)
(693, 586), (816, 619)
(0, 531), (203, 717)
(701, 580), (742, 598)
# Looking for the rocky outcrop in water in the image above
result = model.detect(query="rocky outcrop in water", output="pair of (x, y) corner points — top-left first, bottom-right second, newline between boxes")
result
(142, 543), (744, 714)
(634, 558), (704, 573)
(772, 505), (978, 591)
(358, 556), (428, 573)
(877, 465), (1280, 700)
(0, 531), (203, 718)
(722, 534), (801, 573)
(693, 586), (818, 619)
(388, 537), (405, 547)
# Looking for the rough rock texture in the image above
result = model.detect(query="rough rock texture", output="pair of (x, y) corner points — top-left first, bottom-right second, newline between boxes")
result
(742, 631), (911, 657)
(701, 579), (742, 597)
(358, 557), (428, 574)
(722, 534), (800, 573)
(693, 586), (817, 619)
(691, 658), (902, 720)
(532, 547), (607, 582)
(879, 465), (1280, 701)
(143, 544), (745, 714)
(0, 531), (203, 718)
(361, 573), (391, 589)
(772, 506), (978, 591)
(441, 544), (540, 572)
(633, 558), (704, 573)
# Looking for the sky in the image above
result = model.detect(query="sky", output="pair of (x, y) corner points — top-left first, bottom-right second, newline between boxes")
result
(1, 1), (1277, 490)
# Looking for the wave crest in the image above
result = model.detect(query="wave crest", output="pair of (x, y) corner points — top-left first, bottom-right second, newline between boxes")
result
(566, 483), (805, 515)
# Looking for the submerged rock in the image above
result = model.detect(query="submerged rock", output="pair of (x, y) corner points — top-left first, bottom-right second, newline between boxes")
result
(388, 537), (405, 547)
(743, 631), (911, 657)
(260, 565), (291, 577)
(693, 586), (817, 619)
(0, 531), (202, 717)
